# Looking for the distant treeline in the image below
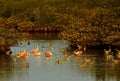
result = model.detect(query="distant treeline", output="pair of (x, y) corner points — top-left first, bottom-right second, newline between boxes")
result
(0, 0), (120, 47)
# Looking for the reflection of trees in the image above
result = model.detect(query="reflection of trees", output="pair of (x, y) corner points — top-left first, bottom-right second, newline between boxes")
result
(95, 64), (120, 81)
(0, 54), (12, 71)
(0, 54), (13, 81)
(29, 32), (59, 40)
(70, 49), (120, 81)
(0, 54), (29, 81)
(92, 54), (120, 81)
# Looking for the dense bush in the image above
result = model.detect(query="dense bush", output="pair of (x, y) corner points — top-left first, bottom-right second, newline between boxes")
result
(58, 7), (120, 46)
(0, 0), (119, 46)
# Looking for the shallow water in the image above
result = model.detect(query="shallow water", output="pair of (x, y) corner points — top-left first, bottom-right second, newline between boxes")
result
(1, 32), (120, 81)
(0, 39), (120, 81)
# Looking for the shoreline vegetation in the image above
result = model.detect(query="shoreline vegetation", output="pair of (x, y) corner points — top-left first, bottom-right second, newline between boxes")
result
(0, 0), (120, 54)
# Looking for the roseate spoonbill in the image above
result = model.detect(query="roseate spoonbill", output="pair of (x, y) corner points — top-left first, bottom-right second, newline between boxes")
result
(74, 50), (83, 56)
(32, 44), (39, 54)
(33, 51), (42, 56)
(45, 51), (53, 57)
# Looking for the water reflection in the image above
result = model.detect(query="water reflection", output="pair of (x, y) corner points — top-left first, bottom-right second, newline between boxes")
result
(1, 40), (120, 81)
(0, 54), (29, 81)
(28, 32), (60, 40)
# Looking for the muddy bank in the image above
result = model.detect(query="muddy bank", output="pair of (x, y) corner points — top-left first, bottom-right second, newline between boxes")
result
(0, 44), (12, 55)
(0, 37), (12, 55)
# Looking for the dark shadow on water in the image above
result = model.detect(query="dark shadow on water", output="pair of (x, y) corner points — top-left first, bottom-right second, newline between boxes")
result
(28, 32), (60, 40)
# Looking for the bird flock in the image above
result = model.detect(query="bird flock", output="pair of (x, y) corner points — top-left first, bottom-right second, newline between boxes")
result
(11, 42), (120, 69)
(104, 46), (120, 64)
(11, 42), (96, 69)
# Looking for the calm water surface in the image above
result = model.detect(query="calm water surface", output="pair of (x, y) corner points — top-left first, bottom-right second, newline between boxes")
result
(0, 33), (120, 81)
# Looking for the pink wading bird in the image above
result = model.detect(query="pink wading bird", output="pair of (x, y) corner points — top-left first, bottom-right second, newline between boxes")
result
(45, 51), (53, 57)
(31, 44), (41, 56)
(74, 50), (83, 57)
(32, 45), (38, 54)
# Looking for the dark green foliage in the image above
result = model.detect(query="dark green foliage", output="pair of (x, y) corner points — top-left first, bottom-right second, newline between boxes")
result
(0, 0), (119, 46)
